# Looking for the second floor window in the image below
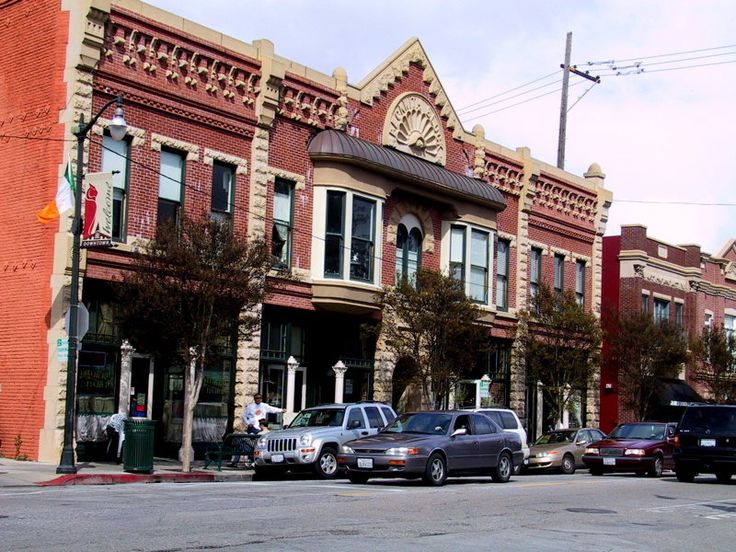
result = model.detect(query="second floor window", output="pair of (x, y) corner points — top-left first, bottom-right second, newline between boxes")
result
(654, 298), (670, 323)
(449, 225), (491, 304)
(450, 226), (466, 283)
(675, 302), (684, 327)
(101, 135), (129, 241)
(642, 294), (649, 314)
(575, 260), (585, 306)
(350, 196), (376, 282)
(725, 314), (735, 340)
(396, 223), (422, 286)
(496, 239), (509, 311)
(211, 162), (234, 219)
(272, 178), (294, 269)
(530, 247), (542, 301)
(158, 149), (184, 226)
(554, 254), (565, 293)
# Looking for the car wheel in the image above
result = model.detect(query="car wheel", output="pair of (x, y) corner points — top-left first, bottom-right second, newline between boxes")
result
(491, 452), (512, 483)
(589, 467), (603, 476)
(648, 455), (664, 478)
(313, 447), (339, 479)
(348, 473), (370, 484)
(675, 468), (695, 483)
(715, 471), (732, 483)
(423, 453), (447, 486)
(561, 454), (576, 475)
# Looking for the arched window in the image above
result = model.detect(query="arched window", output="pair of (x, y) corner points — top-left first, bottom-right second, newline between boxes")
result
(396, 221), (422, 285)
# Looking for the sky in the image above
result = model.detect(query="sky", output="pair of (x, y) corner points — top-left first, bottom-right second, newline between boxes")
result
(146, 0), (736, 255)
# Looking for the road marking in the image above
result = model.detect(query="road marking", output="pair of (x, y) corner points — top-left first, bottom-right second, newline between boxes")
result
(643, 498), (736, 513)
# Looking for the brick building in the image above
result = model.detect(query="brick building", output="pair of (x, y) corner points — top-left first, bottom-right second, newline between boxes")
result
(601, 225), (736, 432)
(0, 0), (611, 461)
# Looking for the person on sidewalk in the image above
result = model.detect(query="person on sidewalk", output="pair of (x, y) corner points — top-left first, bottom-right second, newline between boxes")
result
(242, 393), (284, 434)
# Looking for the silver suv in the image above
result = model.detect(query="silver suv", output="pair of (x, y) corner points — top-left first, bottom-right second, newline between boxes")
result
(466, 408), (530, 473)
(253, 401), (397, 479)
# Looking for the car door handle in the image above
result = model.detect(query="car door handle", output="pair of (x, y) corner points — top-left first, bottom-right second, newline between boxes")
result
(361, 431), (369, 436)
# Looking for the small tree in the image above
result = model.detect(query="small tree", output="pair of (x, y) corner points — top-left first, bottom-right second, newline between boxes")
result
(379, 269), (487, 409)
(119, 215), (271, 471)
(518, 284), (602, 429)
(608, 311), (689, 420)
(690, 325), (736, 403)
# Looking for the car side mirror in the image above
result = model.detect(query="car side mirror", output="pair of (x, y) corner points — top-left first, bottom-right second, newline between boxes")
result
(576, 440), (586, 445)
(451, 428), (467, 437)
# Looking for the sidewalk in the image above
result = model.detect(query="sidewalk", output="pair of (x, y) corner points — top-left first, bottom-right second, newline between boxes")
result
(0, 457), (254, 487)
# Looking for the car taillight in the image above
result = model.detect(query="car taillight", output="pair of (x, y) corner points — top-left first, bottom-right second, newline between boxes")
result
(670, 434), (680, 447)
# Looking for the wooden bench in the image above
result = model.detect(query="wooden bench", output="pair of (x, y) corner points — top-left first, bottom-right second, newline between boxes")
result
(203, 433), (259, 471)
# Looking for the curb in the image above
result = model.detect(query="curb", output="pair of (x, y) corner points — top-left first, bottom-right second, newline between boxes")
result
(37, 470), (254, 486)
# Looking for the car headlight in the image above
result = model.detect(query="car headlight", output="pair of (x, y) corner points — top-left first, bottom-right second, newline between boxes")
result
(299, 434), (313, 446)
(536, 451), (558, 458)
(385, 447), (419, 456)
(585, 447), (599, 455)
(255, 437), (267, 449)
(624, 448), (646, 456)
(340, 445), (354, 454)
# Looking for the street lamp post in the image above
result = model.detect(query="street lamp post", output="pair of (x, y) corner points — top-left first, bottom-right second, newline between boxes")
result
(57, 95), (127, 474)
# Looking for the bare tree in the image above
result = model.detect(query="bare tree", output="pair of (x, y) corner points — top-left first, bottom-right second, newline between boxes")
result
(518, 284), (602, 428)
(119, 215), (271, 471)
(378, 269), (487, 409)
(607, 311), (689, 420)
(690, 325), (736, 404)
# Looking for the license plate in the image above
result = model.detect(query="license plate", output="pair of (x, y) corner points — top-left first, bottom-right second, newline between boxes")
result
(357, 458), (373, 469)
(603, 457), (616, 466)
(271, 454), (284, 463)
(700, 439), (716, 447)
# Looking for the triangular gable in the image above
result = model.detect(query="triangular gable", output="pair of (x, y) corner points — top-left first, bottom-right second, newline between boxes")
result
(356, 38), (463, 140)
(716, 238), (736, 260)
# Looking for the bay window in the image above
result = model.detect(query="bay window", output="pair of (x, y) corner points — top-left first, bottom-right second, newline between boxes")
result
(449, 224), (493, 304)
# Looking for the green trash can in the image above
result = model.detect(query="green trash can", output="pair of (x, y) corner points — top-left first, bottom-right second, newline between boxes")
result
(123, 419), (155, 474)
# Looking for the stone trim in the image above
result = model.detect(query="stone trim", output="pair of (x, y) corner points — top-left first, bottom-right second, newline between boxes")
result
(497, 231), (517, 248)
(92, 118), (146, 147)
(150, 133), (200, 160)
(265, 166), (306, 191)
(204, 148), (248, 175)
(386, 202), (435, 253)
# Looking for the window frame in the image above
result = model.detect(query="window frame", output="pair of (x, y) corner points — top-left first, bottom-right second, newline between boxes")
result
(448, 224), (494, 305)
(271, 177), (295, 270)
(396, 222), (423, 286)
(496, 238), (510, 311)
(553, 253), (565, 293)
(654, 298), (670, 323)
(530, 247), (542, 301)
(349, 195), (377, 283)
(575, 260), (586, 306)
(157, 148), (185, 227)
(101, 134), (131, 242)
(211, 161), (235, 218)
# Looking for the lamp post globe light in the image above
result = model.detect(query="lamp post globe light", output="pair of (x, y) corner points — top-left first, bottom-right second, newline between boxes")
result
(57, 95), (127, 474)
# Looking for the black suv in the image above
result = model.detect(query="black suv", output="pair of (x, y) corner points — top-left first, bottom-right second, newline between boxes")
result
(673, 404), (736, 483)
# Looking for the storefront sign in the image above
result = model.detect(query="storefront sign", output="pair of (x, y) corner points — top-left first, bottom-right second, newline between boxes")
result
(81, 172), (114, 248)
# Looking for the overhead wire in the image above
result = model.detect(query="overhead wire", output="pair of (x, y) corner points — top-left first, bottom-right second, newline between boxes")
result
(455, 70), (561, 113)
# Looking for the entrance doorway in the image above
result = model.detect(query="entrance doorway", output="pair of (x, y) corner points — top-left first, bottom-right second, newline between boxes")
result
(130, 356), (153, 418)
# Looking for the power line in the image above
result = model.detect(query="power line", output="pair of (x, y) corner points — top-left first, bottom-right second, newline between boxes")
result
(457, 77), (564, 117)
(582, 43), (736, 67)
(615, 199), (736, 206)
(593, 58), (736, 77)
(455, 70), (561, 113)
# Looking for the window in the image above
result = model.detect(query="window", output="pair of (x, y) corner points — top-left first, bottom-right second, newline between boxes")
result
(654, 298), (670, 323)
(725, 315), (735, 341)
(496, 239), (510, 311)
(450, 225), (492, 304)
(554, 254), (565, 293)
(158, 149), (184, 226)
(346, 407), (366, 429)
(675, 303), (684, 327)
(530, 247), (542, 301)
(272, 178), (294, 269)
(364, 406), (384, 428)
(642, 294), (649, 314)
(322, 190), (379, 283)
(396, 223), (422, 286)
(211, 162), (234, 219)
(101, 135), (129, 241)
(450, 226), (466, 283)
(473, 414), (494, 435)
(704, 312), (713, 329)
(575, 260), (585, 306)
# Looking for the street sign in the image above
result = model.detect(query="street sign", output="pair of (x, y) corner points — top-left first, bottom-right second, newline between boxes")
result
(56, 338), (68, 363)
(479, 380), (490, 398)
(64, 303), (90, 340)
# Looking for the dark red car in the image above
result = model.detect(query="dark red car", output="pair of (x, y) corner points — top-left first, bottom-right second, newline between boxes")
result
(582, 422), (677, 477)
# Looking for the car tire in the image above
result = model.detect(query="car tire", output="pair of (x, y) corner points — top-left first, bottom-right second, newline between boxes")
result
(589, 467), (603, 476)
(648, 455), (664, 478)
(348, 473), (370, 484)
(675, 468), (696, 483)
(491, 452), (512, 483)
(715, 471), (732, 483)
(561, 454), (576, 475)
(313, 447), (339, 479)
(423, 453), (447, 486)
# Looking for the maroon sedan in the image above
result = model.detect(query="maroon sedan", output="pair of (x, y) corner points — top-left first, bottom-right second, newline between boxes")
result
(582, 422), (677, 477)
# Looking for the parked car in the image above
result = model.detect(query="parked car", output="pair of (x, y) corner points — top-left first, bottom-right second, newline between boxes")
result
(673, 404), (736, 483)
(466, 408), (530, 473)
(253, 401), (396, 479)
(582, 421), (677, 477)
(525, 427), (606, 474)
(337, 411), (523, 486)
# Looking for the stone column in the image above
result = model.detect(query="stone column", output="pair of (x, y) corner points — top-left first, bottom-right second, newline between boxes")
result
(119, 340), (134, 416)
(286, 356), (298, 414)
(332, 361), (347, 404)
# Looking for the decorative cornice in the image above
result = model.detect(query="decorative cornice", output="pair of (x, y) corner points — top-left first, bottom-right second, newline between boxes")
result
(633, 264), (690, 292)
(265, 166), (306, 191)
(535, 176), (597, 223)
(150, 133), (199, 160)
(481, 158), (524, 196)
(690, 279), (736, 300)
(203, 148), (248, 175)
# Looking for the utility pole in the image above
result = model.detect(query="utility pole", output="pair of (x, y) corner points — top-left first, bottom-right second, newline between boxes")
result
(556, 32), (602, 170)
(557, 32), (572, 170)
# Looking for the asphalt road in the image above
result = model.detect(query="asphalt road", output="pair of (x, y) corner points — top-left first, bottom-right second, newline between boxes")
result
(1, 470), (734, 551)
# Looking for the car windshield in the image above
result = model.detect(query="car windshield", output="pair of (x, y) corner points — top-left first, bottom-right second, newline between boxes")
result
(384, 413), (453, 435)
(289, 408), (344, 428)
(535, 431), (575, 445)
(608, 423), (665, 440)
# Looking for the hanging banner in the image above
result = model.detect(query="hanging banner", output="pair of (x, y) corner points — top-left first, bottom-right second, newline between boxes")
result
(81, 172), (114, 248)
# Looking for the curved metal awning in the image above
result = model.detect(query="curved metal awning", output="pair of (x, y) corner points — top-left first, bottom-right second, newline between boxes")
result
(308, 129), (506, 211)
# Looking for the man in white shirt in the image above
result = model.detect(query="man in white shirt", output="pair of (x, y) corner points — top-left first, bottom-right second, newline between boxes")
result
(243, 393), (285, 434)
